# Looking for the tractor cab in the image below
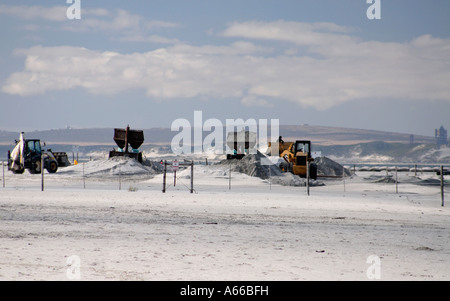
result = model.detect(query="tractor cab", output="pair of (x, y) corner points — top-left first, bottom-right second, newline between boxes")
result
(8, 133), (58, 174)
(24, 140), (42, 163)
(293, 140), (312, 166)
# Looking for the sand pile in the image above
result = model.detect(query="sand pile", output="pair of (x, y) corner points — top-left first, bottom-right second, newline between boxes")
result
(214, 151), (324, 186)
(57, 157), (161, 178)
(215, 151), (283, 179)
(315, 156), (351, 177)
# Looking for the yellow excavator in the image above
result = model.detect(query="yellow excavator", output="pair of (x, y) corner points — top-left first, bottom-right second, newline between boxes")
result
(269, 138), (317, 180)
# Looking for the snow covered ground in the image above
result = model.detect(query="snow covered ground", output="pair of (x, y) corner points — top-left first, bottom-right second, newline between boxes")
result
(0, 158), (449, 281)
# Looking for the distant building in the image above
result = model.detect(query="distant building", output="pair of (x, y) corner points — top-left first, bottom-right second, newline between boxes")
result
(435, 126), (448, 147)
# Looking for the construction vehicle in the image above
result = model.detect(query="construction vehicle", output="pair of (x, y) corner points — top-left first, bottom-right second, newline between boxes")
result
(7, 132), (64, 174)
(50, 151), (71, 167)
(226, 130), (257, 159)
(269, 139), (317, 180)
(109, 125), (144, 163)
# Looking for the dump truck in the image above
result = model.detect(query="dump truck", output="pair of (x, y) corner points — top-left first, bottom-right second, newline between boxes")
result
(269, 138), (317, 180)
(226, 130), (257, 159)
(109, 125), (144, 163)
(7, 132), (66, 174)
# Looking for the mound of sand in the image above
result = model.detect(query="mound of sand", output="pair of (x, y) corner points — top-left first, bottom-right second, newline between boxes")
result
(315, 156), (351, 177)
(57, 157), (161, 178)
(213, 151), (324, 187)
(215, 151), (283, 179)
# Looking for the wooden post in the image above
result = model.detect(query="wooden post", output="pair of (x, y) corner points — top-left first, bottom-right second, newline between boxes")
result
(119, 166), (121, 191)
(269, 164), (271, 190)
(414, 164), (417, 177)
(395, 165), (398, 194)
(229, 163), (231, 190)
(162, 160), (167, 193)
(190, 161), (194, 194)
(2, 161), (5, 188)
(306, 161), (310, 196)
(174, 170), (176, 187)
(41, 153), (44, 192)
(343, 165), (346, 194)
(441, 165), (444, 207)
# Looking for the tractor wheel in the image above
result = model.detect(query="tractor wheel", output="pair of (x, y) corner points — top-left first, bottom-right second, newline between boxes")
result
(13, 168), (25, 174)
(310, 163), (318, 180)
(279, 162), (289, 172)
(32, 161), (42, 174)
(47, 161), (58, 173)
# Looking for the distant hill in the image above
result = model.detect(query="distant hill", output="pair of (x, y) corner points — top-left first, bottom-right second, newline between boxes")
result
(274, 125), (434, 145)
(0, 125), (435, 146)
(317, 141), (450, 164)
(1, 125), (445, 163)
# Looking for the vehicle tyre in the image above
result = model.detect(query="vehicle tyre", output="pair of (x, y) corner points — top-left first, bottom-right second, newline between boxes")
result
(279, 162), (289, 172)
(47, 160), (58, 173)
(31, 161), (41, 174)
(13, 168), (25, 174)
(310, 163), (318, 180)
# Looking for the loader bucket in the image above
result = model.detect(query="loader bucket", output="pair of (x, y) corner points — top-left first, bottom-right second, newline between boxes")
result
(109, 126), (144, 163)
(113, 128), (144, 150)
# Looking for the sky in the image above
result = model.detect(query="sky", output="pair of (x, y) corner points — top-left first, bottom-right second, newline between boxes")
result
(0, 0), (449, 137)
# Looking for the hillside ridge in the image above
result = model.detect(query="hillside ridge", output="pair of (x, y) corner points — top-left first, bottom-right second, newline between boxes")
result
(0, 125), (435, 146)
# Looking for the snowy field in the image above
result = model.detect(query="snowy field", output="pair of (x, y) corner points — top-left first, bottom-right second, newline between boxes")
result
(0, 158), (449, 281)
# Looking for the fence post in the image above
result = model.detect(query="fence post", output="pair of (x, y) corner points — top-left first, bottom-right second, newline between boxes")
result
(119, 166), (121, 191)
(41, 154), (44, 192)
(229, 163), (231, 190)
(395, 165), (398, 194)
(269, 164), (271, 190)
(306, 161), (310, 196)
(343, 165), (346, 194)
(441, 165), (445, 207)
(162, 160), (167, 193)
(190, 160), (194, 194)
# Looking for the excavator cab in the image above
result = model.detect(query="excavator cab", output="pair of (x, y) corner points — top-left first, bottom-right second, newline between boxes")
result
(293, 141), (311, 166)
(277, 139), (317, 180)
(25, 140), (42, 160)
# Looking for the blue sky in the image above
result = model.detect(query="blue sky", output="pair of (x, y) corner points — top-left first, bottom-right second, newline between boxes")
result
(0, 0), (449, 137)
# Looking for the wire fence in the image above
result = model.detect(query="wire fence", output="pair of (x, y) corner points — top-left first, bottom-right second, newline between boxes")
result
(2, 160), (448, 206)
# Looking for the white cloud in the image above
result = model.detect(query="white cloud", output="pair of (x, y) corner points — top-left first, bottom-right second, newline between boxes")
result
(0, 5), (67, 21)
(221, 20), (356, 47)
(0, 4), (179, 43)
(0, 4), (109, 21)
(241, 95), (273, 108)
(119, 34), (182, 45)
(2, 21), (450, 110)
(61, 8), (179, 34)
